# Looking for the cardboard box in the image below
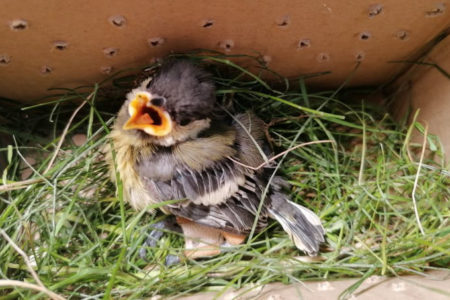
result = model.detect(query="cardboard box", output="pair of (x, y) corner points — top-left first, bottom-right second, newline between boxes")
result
(0, 2), (449, 298)
(2, 1), (449, 153)
(1, 0), (448, 99)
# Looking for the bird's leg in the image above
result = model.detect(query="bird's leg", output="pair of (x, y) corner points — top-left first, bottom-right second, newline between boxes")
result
(177, 218), (224, 258)
(220, 231), (246, 252)
(222, 231), (246, 246)
(139, 216), (182, 262)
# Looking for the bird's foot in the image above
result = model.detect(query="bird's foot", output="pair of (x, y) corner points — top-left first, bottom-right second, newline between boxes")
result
(139, 216), (182, 260)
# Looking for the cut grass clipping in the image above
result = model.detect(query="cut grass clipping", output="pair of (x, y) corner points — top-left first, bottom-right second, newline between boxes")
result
(1, 53), (449, 299)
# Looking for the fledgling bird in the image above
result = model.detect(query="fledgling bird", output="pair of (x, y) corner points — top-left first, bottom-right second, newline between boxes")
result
(107, 60), (325, 259)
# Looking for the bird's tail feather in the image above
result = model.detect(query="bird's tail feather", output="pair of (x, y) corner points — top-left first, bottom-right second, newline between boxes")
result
(268, 192), (324, 255)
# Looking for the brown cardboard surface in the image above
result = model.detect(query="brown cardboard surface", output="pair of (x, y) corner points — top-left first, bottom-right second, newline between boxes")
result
(176, 271), (450, 300)
(389, 34), (450, 161)
(0, 1), (449, 101)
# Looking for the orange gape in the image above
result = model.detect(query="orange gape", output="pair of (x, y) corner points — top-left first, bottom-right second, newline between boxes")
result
(135, 113), (153, 126)
(123, 93), (172, 136)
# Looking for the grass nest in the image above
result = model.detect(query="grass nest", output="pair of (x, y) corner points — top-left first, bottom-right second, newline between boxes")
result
(0, 53), (449, 299)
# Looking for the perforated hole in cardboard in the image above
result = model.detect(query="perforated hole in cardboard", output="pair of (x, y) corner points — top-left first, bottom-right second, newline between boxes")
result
(148, 37), (165, 47)
(109, 15), (126, 27)
(40, 65), (52, 75)
(317, 52), (330, 62)
(368, 4), (383, 17)
(10, 19), (28, 31)
(355, 51), (365, 61)
(396, 30), (410, 41)
(298, 39), (311, 49)
(0, 54), (11, 66)
(425, 3), (446, 17)
(201, 20), (214, 28)
(359, 32), (372, 40)
(276, 15), (290, 27)
(100, 66), (113, 75)
(218, 39), (234, 52)
(53, 41), (68, 51)
(103, 47), (119, 57)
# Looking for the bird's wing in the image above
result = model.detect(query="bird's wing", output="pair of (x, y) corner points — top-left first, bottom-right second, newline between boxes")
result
(138, 155), (270, 234)
(167, 173), (270, 234)
(137, 113), (273, 234)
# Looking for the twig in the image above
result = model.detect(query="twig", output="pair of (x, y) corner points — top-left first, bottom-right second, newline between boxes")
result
(228, 140), (334, 171)
(0, 229), (43, 286)
(412, 124), (428, 236)
(0, 229), (65, 300)
(0, 178), (42, 192)
(0, 280), (65, 300)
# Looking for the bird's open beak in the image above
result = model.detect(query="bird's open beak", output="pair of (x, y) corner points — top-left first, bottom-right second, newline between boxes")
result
(123, 92), (172, 136)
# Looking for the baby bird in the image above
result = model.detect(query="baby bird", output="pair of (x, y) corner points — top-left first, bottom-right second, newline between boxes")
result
(107, 60), (324, 259)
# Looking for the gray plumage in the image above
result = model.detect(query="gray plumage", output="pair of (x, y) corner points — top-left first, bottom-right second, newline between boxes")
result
(148, 60), (216, 125)
(109, 60), (325, 255)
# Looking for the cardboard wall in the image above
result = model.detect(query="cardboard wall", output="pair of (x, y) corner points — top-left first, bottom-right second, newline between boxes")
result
(389, 34), (450, 161)
(0, 0), (449, 101)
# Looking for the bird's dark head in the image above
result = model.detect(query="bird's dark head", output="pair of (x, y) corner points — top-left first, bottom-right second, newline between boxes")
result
(116, 60), (216, 146)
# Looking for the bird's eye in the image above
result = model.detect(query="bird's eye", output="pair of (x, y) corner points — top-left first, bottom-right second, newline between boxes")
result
(150, 97), (165, 107)
(179, 118), (190, 126)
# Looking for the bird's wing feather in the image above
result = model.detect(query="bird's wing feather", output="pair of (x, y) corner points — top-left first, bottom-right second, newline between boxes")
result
(139, 154), (270, 234)
(137, 113), (272, 235)
(166, 174), (270, 234)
